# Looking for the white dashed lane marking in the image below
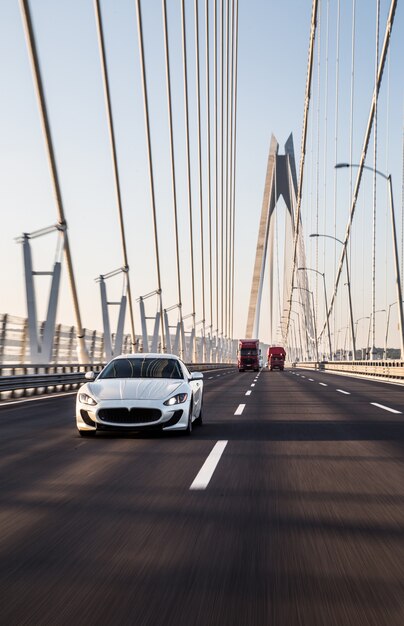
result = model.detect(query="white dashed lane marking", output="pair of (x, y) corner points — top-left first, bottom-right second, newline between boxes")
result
(190, 441), (228, 490)
(319, 383), (327, 386)
(336, 389), (350, 395)
(245, 390), (252, 396)
(234, 404), (246, 415)
(371, 402), (401, 414)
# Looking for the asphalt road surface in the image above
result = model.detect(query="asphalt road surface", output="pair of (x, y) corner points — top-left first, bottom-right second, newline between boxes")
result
(1, 367), (404, 625)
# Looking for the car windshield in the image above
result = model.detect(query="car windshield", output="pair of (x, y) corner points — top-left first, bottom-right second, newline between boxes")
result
(240, 349), (257, 356)
(99, 358), (184, 380)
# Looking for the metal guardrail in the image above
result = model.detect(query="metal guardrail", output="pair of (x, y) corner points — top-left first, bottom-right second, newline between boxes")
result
(0, 363), (236, 399)
(292, 360), (404, 381)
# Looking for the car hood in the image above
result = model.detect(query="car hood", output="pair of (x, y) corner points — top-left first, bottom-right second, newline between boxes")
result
(88, 379), (183, 401)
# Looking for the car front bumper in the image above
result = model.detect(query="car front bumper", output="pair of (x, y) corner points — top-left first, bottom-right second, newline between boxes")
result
(76, 398), (190, 432)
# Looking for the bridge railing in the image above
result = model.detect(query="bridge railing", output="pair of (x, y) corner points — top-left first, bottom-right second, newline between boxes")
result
(291, 360), (404, 382)
(0, 314), (237, 365)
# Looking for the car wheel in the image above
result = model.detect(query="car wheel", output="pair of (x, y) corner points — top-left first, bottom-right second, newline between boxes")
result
(78, 429), (96, 437)
(184, 403), (193, 435)
(194, 402), (203, 426)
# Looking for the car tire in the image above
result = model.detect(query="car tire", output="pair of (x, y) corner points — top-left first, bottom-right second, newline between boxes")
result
(78, 429), (96, 437)
(194, 402), (203, 426)
(184, 403), (193, 435)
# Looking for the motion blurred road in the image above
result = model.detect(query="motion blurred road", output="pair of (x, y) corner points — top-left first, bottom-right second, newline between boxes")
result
(1, 368), (404, 625)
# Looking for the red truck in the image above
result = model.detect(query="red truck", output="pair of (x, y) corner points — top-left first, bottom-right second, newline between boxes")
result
(267, 346), (286, 371)
(238, 339), (260, 372)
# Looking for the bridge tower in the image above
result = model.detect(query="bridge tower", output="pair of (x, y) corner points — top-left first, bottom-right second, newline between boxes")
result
(246, 134), (298, 341)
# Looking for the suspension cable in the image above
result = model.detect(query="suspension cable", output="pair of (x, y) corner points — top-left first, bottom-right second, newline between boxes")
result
(195, 0), (206, 354)
(162, 0), (184, 357)
(332, 0), (340, 353)
(220, 0), (225, 338)
(318, 0), (398, 338)
(205, 0), (213, 333)
(286, 0), (319, 340)
(323, 0), (330, 304)
(230, 0), (239, 341)
(135, 0), (165, 352)
(385, 48), (390, 313)
(224, 0), (231, 339)
(180, 0), (197, 357)
(348, 0), (356, 355)
(228, 0), (235, 340)
(315, 0), (321, 325)
(371, 0), (380, 358)
(214, 0), (219, 339)
(20, 0), (89, 361)
(402, 108), (404, 292)
(94, 0), (138, 353)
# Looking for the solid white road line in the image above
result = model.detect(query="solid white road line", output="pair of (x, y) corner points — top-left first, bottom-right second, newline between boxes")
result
(245, 390), (252, 396)
(371, 402), (401, 414)
(336, 389), (350, 395)
(319, 383), (328, 387)
(0, 390), (77, 409)
(190, 440), (228, 490)
(234, 404), (246, 415)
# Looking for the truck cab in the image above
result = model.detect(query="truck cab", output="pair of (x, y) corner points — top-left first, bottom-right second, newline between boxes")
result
(238, 339), (260, 372)
(267, 346), (286, 371)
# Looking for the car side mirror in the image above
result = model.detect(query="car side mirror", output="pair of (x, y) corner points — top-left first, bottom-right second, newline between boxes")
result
(190, 371), (204, 381)
(85, 371), (96, 381)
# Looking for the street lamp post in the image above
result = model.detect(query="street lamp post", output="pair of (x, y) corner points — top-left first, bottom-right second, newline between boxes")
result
(336, 163), (404, 360)
(293, 286), (319, 362)
(287, 299), (310, 360)
(281, 315), (298, 361)
(298, 267), (332, 360)
(310, 233), (356, 359)
(284, 308), (303, 361)
(289, 318), (298, 362)
(336, 326), (348, 360)
(366, 309), (385, 360)
(355, 316), (370, 360)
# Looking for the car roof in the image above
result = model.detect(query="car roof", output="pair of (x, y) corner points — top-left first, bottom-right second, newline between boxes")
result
(111, 353), (181, 360)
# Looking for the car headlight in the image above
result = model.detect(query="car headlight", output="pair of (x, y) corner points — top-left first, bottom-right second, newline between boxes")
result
(78, 392), (97, 406)
(164, 393), (188, 406)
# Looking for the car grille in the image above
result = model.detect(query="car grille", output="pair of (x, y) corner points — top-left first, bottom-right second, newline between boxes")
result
(98, 408), (162, 424)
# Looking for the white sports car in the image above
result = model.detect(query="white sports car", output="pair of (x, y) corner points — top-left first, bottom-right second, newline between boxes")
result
(76, 354), (204, 437)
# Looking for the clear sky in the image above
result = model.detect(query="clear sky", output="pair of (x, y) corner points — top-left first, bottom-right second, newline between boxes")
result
(0, 0), (403, 350)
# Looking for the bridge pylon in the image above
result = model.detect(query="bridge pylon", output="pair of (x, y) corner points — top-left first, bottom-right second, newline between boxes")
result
(246, 134), (298, 342)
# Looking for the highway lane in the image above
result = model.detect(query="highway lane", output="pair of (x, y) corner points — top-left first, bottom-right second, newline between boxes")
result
(1, 368), (404, 624)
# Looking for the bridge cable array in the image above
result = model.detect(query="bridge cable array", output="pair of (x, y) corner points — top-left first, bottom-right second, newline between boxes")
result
(19, 0), (240, 363)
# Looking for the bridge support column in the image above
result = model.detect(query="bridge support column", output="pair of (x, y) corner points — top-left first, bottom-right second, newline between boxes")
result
(19, 227), (65, 364)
